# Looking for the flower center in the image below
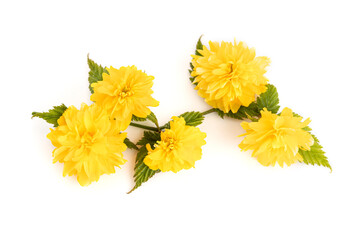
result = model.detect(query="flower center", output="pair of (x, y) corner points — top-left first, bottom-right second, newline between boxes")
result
(119, 87), (134, 99)
(80, 132), (95, 148)
(155, 138), (176, 152)
(227, 62), (237, 81)
(168, 139), (175, 150)
(229, 63), (234, 73)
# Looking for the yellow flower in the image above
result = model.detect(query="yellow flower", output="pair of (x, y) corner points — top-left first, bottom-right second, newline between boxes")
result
(90, 66), (159, 131)
(239, 108), (314, 167)
(47, 103), (127, 186)
(143, 117), (207, 173)
(191, 40), (270, 113)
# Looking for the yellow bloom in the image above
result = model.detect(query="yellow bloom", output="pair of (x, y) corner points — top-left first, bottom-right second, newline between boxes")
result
(191, 40), (270, 113)
(239, 108), (314, 167)
(90, 66), (159, 131)
(47, 103), (127, 186)
(143, 117), (207, 173)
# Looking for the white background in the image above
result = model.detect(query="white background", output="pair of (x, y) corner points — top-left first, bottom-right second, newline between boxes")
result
(1, 0), (360, 239)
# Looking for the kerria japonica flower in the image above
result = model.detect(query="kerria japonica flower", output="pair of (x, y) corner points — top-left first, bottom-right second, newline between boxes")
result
(47, 103), (127, 186)
(239, 107), (314, 167)
(91, 66), (159, 131)
(144, 116), (207, 173)
(191, 40), (270, 113)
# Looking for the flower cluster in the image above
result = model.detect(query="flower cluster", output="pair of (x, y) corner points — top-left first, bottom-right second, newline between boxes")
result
(32, 37), (330, 192)
(33, 63), (208, 188)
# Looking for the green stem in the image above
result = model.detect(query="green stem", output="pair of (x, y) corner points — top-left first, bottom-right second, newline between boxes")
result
(201, 108), (216, 115)
(132, 109), (217, 131)
(129, 122), (159, 131)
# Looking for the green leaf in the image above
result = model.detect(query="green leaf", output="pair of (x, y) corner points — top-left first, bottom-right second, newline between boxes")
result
(292, 112), (331, 171)
(256, 84), (280, 114)
(216, 102), (260, 120)
(299, 138), (332, 171)
(87, 55), (109, 94)
(146, 112), (159, 128)
(215, 109), (225, 119)
(214, 84), (279, 120)
(132, 112), (159, 129)
(131, 115), (147, 122)
(124, 138), (139, 150)
(32, 104), (67, 127)
(195, 35), (204, 56)
(180, 111), (204, 126)
(136, 131), (161, 146)
(162, 111), (204, 129)
(129, 134), (161, 193)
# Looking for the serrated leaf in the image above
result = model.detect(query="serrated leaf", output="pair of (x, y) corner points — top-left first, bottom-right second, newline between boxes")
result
(162, 111), (204, 129)
(131, 115), (147, 122)
(179, 111), (204, 126)
(136, 131), (161, 146)
(293, 112), (331, 170)
(299, 138), (332, 171)
(124, 138), (139, 150)
(214, 84), (279, 120)
(146, 112), (159, 128)
(215, 109), (225, 119)
(128, 139), (161, 193)
(195, 35), (204, 56)
(256, 84), (280, 114)
(132, 112), (159, 129)
(32, 104), (67, 127)
(87, 55), (109, 94)
(215, 102), (260, 120)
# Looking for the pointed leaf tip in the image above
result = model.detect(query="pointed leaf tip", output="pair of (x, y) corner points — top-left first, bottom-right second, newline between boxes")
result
(31, 104), (67, 127)
(87, 56), (108, 94)
(256, 84), (280, 114)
